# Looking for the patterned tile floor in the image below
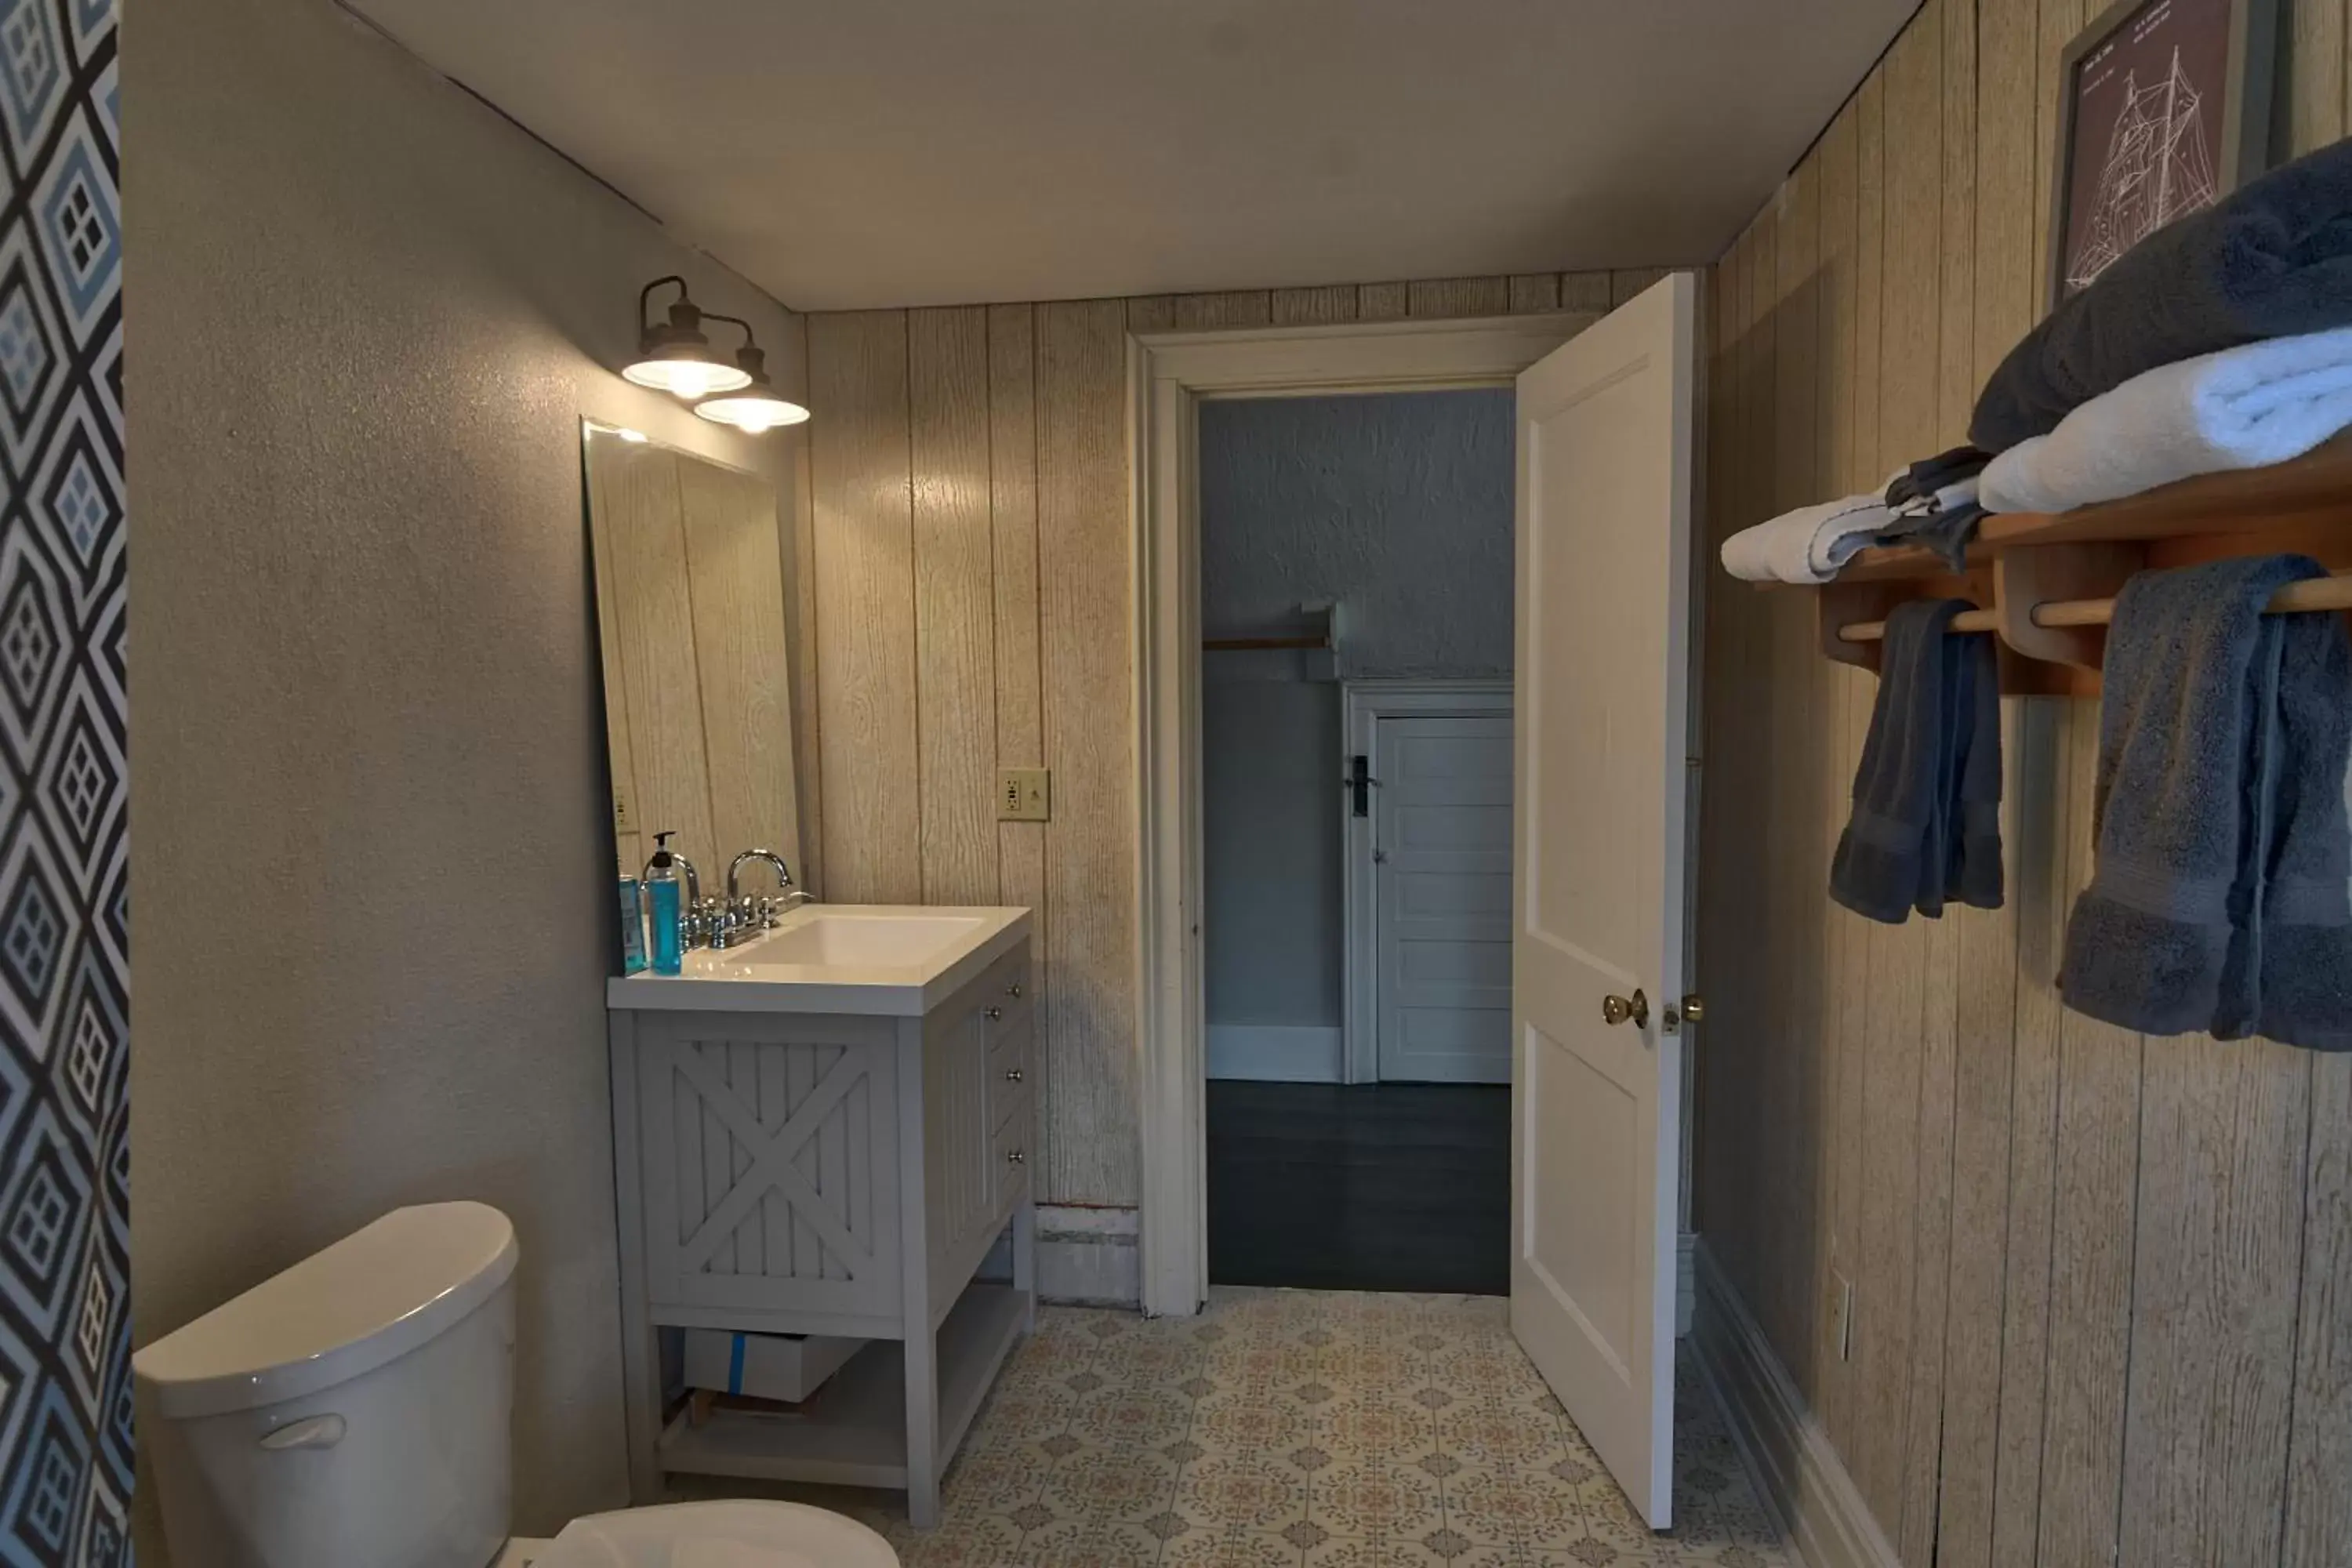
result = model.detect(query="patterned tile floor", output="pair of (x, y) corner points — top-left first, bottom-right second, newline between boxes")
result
(684, 1287), (1791, 1567)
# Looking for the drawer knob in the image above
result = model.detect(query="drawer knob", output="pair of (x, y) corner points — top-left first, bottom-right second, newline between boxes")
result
(984, 1006), (1004, 1021)
(1004, 1067), (1023, 1083)
(1007, 983), (1024, 999)
(1005, 1149), (1025, 1165)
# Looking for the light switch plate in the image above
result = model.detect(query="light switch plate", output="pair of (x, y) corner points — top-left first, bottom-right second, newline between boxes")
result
(998, 768), (1050, 822)
(613, 783), (636, 836)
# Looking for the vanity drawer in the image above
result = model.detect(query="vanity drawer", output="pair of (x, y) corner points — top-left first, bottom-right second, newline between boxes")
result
(973, 946), (1033, 1035)
(986, 1012), (1032, 1131)
(978, 995), (1032, 1058)
(992, 1094), (1034, 1210)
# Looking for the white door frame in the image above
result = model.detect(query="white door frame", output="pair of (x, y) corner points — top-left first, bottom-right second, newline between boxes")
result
(1340, 679), (1515, 1085)
(1129, 314), (1595, 1317)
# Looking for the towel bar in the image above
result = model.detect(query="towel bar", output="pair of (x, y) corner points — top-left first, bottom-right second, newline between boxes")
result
(1833, 570), (2352, 644)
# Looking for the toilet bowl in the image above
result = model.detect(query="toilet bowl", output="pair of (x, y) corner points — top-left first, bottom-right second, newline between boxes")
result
(132, 1202), (898, 1568)
(501, 1501), (898, 1566)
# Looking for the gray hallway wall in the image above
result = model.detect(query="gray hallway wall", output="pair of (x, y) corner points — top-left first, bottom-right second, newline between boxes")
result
(1200, 390), (1512, 1076)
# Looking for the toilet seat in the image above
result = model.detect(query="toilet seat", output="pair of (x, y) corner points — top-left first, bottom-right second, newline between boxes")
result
(498, 1501), (898, 1568)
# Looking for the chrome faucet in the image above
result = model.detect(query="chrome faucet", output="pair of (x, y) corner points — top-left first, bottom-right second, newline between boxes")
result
(710, 848), (812, 949)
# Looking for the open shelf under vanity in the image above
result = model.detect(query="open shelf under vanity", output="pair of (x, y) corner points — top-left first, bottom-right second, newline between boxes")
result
(657, 1276), (1029, 1492)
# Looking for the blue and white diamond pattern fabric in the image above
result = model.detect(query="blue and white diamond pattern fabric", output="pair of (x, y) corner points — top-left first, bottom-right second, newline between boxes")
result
(0, 0), (120, 1562)
(0, 222), (64, 480)
(0, 0), (64, 171)
(34, 397), (118, 618)
(0, 278), (49, 427)
(31, 118), (112, 343)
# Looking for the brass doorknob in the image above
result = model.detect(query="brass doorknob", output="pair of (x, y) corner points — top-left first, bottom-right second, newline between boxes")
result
(984, 1007), (1003, 1021)
(1681, 994), (1705, 1023)
(1601, 989), (1649, 1028)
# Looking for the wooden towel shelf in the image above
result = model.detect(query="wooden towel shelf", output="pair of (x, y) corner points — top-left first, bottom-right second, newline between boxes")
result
(1833, 570), (2352, 644)
(1795, 433), (2352, 696)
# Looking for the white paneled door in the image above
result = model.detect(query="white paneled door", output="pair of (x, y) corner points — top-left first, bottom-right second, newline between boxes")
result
(1508, 272), (1697, 1528)
(1374, 712), (1514, 1083)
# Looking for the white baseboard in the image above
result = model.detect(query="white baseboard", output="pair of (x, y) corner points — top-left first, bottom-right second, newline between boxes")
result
(1206, 1024), (1343, 1083)
(1035, 1204), (1141, 1306)
(1690, 1241), (1897, 1568)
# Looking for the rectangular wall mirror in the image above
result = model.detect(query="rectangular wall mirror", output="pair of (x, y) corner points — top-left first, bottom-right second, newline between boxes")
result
(583, 421), (804, 913)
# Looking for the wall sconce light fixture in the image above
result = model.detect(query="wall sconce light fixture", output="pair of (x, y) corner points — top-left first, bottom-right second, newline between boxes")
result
(623, 276), (753, 399)
(624, 277), (809, 434)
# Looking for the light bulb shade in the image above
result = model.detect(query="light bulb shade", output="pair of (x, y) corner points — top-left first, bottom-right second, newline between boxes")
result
(622, 343), (752, 397)
(622, 297), (751, 397)
(695, 390), (811, 433)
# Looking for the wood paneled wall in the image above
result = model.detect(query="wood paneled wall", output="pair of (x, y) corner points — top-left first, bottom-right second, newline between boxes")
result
(1698, 2), (2352, 1563)
(801, 270), (1658, 1206)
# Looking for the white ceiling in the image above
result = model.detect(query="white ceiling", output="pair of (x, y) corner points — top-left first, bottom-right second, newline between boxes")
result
(345, 0), (1914, 313)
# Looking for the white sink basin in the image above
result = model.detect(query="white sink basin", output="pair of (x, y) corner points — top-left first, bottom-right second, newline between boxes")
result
(607, 904), (1030, 1017)
(747, 911), (985, 969)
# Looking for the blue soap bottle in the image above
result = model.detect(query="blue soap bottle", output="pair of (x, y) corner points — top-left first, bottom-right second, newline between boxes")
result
(644, 831), (685, 976)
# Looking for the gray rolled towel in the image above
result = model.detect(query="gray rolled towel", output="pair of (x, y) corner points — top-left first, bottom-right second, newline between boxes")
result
(1830, 599), (2003, 924)
(2058, 555), (2352, 1048)
(1971, 136), (2352, 452)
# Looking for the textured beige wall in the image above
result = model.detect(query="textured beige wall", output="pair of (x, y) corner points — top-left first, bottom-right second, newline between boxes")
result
(125, 0), (805, 1550)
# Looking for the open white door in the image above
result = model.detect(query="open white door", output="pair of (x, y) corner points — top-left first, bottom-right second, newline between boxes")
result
(1509, 272), (1696, 1528)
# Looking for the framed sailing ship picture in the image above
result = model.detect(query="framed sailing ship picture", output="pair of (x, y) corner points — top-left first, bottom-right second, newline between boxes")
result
(2048, 0), (2278, 309)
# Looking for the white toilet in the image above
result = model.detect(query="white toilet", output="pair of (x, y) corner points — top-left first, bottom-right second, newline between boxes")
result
(133, 1201), (900, 1568)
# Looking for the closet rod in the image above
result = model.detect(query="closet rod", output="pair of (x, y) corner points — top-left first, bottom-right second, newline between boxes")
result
(1833, 570), (2352, 645)
(1203, 635), (1328, 651)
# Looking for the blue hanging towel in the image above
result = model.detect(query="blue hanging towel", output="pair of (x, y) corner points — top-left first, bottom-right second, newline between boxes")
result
(2058, 555), (2352, 1048)
(1829, 597), (2004, 924)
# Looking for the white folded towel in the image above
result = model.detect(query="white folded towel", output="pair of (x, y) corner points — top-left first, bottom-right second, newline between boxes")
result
(1720, 476), (1901, 585)
(1980, 325), (2352, 515)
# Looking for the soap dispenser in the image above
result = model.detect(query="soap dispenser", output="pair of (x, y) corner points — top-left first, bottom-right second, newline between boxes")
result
(643, 832), (690, 976)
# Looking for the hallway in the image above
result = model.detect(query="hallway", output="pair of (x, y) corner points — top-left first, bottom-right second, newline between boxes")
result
(1207, 1082), (1512, 1297)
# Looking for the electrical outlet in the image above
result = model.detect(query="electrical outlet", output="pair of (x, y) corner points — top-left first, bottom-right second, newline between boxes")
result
(613, 783), (636, 836)
(1832, 1270), (1855, 1362)
(998, 768), (1051, 822)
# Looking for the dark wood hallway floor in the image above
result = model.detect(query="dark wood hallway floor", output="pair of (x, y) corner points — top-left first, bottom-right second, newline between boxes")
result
(1206, 1080), (1510, 1296)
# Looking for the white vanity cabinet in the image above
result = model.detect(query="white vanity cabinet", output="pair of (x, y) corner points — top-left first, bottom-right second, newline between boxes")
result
(605, 913), (1035, 1529)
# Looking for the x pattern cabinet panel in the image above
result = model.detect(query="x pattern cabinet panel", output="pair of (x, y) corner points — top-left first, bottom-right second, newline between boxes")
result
(637, 1014), (903, 1324)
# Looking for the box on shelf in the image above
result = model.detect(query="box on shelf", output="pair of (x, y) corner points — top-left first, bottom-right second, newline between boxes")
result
(680, 1329), (866, 1405)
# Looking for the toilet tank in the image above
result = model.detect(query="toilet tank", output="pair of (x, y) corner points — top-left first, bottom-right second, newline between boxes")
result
(133, 1202), (520, 1568)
